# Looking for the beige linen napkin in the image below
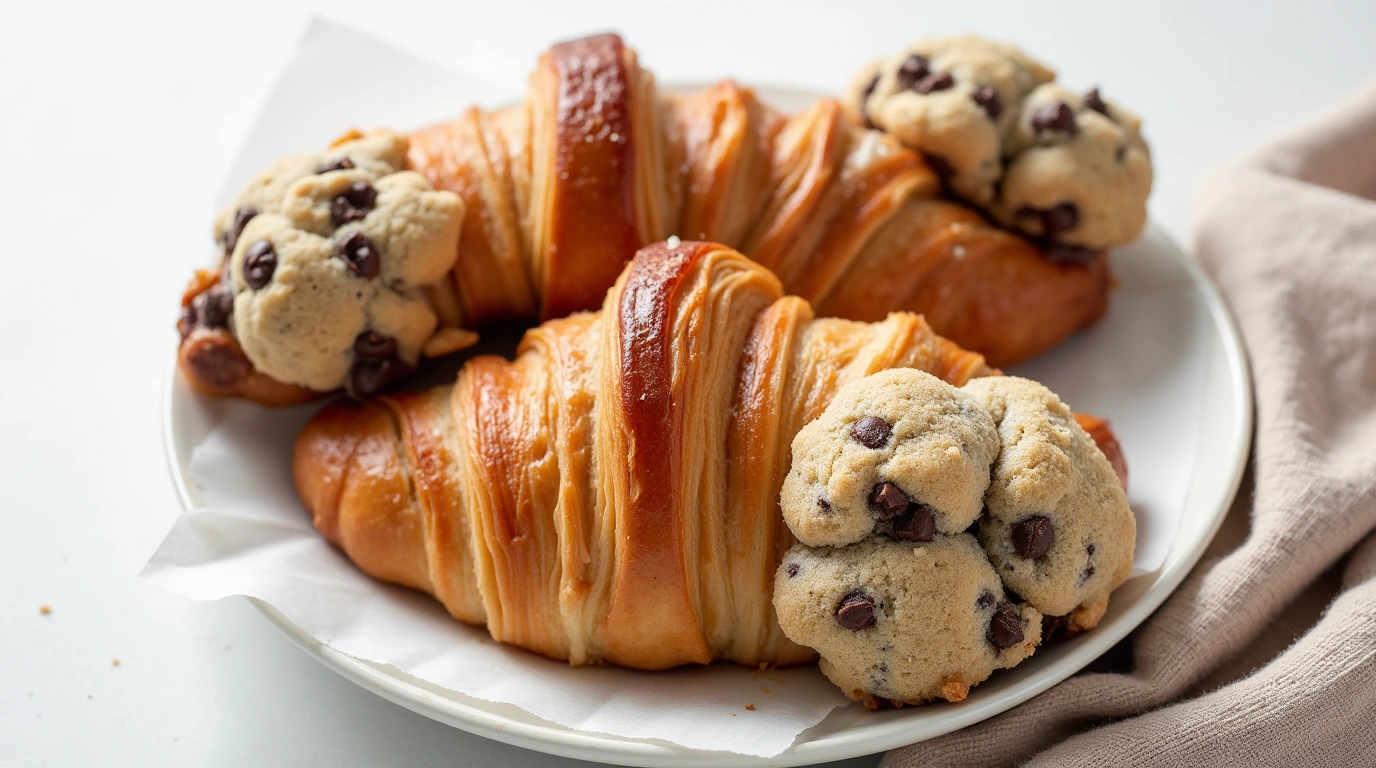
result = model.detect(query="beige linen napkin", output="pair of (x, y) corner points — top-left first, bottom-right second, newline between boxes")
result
(886, 81), (1376, 767)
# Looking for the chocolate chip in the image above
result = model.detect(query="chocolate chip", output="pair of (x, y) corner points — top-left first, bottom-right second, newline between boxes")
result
(1043, 242), (1098, 265)
(1042, 613), (1068, 642)
(1081, 565), (1096, 583)
(971, 85), (1002, 119)
(1084, 88), (1109, 117)
(923, 152), (955, 181)
(191, 284), (234, 329)
(336, 231), (381, 279)
(317, 156), (355, 174)
(850, 416), (892, 448)
(178, 304), (197, 340)
(349, 356), (406, 398)
(913, 71), (954, 95)
(187, 343), (250, 389)
(1012, 516), (1055, 559)
(860, 75), (880, 128)
(330, 181), (378, 226)
(353, 331), (397, 362)
(818, 498), (833, 513)
(1115, 145), (1127, 162)
(987, 604), (1024, 649)
(892, 503), (935, 541)
(224, 207), (258, 255)
(786, 563), (801, 579)
(1031, 101), (1077, 135)
(1086, 543), (1096, 556)
(976, 590), (996, 610)
(868, 482), (909, 520)
(836, 591), (877, 630)
(1020, 203), (1080, 239)
(896, 54), (930, 90)
(243, 239), (277, 290)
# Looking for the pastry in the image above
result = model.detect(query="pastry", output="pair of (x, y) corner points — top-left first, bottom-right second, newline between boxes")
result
(780, 368), (999, 548)
(965, 376), (1136, 630)
(848, 36), (1152, 255)
(773, 535), (1041, 706)
(178, 33), (1118, 404)
(772, 368), (1134, 705)
(293, 239), (1129, 676)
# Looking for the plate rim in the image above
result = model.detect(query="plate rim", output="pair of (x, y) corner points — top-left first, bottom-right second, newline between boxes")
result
(161, 84), (1254, 768)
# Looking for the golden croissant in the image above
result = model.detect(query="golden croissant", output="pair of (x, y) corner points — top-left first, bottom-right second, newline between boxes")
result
(179, 33), (1111, 405)
(294, 240), (1123, 671)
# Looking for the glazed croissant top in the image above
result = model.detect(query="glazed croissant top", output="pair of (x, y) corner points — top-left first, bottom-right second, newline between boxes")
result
(178, 34), (1111, 404)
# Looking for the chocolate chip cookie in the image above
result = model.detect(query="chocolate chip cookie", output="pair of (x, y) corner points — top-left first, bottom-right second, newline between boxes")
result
(993, 84), (1152, 251)
(218, 131), (467, 396)
(848, 35), (1152, 252)
(773, 534), (1041, 706)
(963, 376), (1136, 630)
(847, 35), (1054, 205)
(780, 369), (1000, 548)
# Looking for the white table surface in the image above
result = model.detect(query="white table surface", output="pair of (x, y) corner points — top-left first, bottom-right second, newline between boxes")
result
(2, 1), (1372, 766)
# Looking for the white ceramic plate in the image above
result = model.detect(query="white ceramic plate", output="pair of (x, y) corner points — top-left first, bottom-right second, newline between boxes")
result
(163, 86), (1252, 767)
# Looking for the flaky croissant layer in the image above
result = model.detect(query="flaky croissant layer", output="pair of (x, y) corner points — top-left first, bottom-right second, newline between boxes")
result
(295, 241), (1120, 671)
(180, 33), (1112, 404)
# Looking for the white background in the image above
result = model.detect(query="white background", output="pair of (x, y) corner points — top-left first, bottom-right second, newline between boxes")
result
(1, 1), (1372, 766)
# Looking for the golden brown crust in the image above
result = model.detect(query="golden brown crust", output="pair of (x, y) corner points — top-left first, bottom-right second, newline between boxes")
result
(291, 243), (1110, 670)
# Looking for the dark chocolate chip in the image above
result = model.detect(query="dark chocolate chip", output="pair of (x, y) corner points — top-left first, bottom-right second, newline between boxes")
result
(860, 75), (880, 128)
(976, 590), (996, 610)
(330, 181), (378, 226)
(187, 344), (250, 389)
(224, 206), (258, 255)
(923, 152), (955, 181)
(913, 71), (954, 95)
(1084, 88), (1110, 117)
(850, 416), (893, 449)
(836, 591), (877, 630)
(178, 304), (197, 340)
(786, 563), (801, 579)
(892, 503), (935, 542)
(1012, 515), (1055, 559)
(987, 604), (1025, 649)
(1081, 565), (1097, 583)
(243, 239), (277, 290)
(1042, 613), (1068, 642)
(336, 231), (381, 279)
(317, 156), (356, 174)
(353, 331), (397, 362)
(971, 85), (1002, 119)
(1031, 101), (1077, 135)
(1042, 203), (1080, 236)
(1086, 543), (1096, 556)
(868, 482), (910, 520)
(349, 356), (406, 398)
(192, 284), (234, 329)
(896, 54), (930, 90)
(1043, 242), (1099, 265)
(818, 498), (833, 513)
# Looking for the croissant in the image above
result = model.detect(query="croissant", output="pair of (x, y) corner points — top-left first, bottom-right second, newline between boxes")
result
(294, 240), (1124, 671)
(179, 33), (1112, 405)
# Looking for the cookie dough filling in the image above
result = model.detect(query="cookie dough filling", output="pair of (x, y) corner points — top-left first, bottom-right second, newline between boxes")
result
(848, 34), (1152, 253)
(774, 369), (1135, 706)
(201, 131), (467, 396)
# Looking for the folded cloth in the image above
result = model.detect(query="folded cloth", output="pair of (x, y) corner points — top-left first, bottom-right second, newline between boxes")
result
(885, 80), (1376, 768)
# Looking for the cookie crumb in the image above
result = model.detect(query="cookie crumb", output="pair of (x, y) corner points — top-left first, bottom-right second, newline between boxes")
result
(87, 694), (93, 700)
(111, 659), (120, 667)
(744, 704), (757, 711)
(38, 605), (51, 615)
